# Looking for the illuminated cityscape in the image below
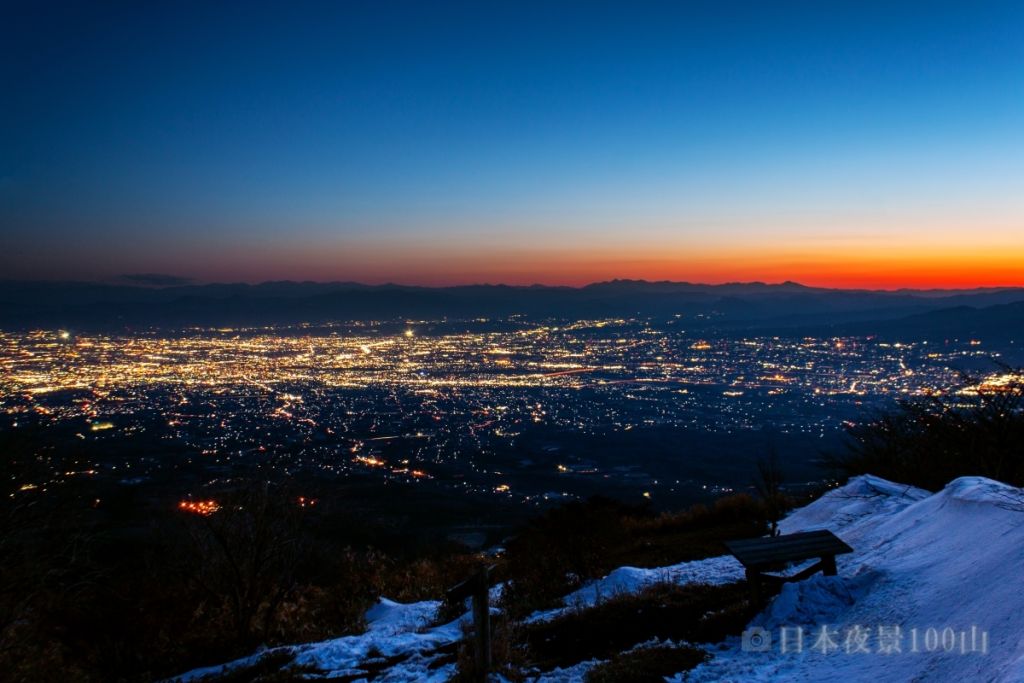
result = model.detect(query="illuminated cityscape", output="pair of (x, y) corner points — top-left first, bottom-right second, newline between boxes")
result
(3, 319), (1012, 510)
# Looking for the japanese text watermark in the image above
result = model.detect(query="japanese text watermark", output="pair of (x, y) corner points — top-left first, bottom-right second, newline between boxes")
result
(741, 624), (989, 655)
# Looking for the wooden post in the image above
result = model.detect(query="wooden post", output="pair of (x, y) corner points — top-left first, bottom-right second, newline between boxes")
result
(446, 564), (495, 681)
(472, 565), (491, 677)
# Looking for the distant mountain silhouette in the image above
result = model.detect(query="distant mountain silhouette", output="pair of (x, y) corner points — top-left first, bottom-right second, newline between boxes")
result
(1, 279), (1023, 332)
(831, 300), (1024, 341)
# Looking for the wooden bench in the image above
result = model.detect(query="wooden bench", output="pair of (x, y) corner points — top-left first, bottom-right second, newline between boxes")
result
(724, 529), (853, 601)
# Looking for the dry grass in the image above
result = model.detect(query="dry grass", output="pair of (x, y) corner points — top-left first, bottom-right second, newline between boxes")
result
(586, 644), (708, 683)
(521, 580), (771, 671)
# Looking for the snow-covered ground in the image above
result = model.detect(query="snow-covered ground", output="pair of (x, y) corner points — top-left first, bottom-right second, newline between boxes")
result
(523, 554), (746, 624)
(171, 474), (1024, 683)
(171, 598), (463, 682)
(679, 475), (1024, 682)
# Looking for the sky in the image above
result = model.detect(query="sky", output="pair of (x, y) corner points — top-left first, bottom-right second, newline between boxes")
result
(2, 1), (1023, 288)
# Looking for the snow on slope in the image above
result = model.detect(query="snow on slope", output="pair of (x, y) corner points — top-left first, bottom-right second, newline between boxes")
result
(677, 475), (1024, 683)
(290, 598), (461, 681)
(526, 475), (934, 682)
(172, 475), (1024, 683)
(524, 555), (746, 624)
(172, 598), (464, 682)
(526, 474), (929, 627)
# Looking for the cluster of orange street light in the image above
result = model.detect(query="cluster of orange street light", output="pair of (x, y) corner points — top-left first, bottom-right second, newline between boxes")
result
(178, 499), (220, 516)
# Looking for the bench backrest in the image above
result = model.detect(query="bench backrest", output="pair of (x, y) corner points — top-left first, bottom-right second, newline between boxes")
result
(725, 529), (853, 569)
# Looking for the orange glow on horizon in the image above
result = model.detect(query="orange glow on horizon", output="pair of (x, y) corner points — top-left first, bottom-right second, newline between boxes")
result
(252, 243), (1024, 290)
(33, 229), (1024, 291)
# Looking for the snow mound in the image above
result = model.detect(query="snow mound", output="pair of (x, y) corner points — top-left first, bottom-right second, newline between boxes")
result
(525, 555), (745, 623)
(940, 475), (1022, 505)
(171, 598), (464, 682)
(364, 597), (439, 633)
(293, 598), (459, 676)
(780, 474), (929, 541)
(681, 475), (1024, 683)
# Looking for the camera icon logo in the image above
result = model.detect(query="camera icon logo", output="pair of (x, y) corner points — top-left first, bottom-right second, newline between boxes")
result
(741, 626), (772, 652)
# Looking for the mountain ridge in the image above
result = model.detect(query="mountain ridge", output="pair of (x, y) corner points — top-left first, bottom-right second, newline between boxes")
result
(2, 279), (1024, 332)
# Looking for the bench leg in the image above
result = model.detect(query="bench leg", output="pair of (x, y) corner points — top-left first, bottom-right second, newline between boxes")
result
(746, 568), (761, 603)
(821, 555), (837, 576)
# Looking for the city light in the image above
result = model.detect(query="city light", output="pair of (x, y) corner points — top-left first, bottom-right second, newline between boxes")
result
(178, 500), (220, 516)
(1, 320), (1007, 506)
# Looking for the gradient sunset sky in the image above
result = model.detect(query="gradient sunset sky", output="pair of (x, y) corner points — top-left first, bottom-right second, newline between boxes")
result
(3, 1), (1023, 288)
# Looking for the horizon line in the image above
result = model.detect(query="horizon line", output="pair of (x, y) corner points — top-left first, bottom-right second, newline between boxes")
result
(6, 276), (1024, 294)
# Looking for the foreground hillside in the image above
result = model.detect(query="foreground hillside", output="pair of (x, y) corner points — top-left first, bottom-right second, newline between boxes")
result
(172, 475), (1024, 682)
(682, 475), (1024, 682)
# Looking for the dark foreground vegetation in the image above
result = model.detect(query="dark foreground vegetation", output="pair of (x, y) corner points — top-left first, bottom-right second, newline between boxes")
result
(0, 456), (783, 682)
(449, 495), (784, 681)
(499, 493), (770, 619)
(585, 644), (709, 683)
(833, 371), (1024, 490)
(0, 474), (483, 682)
(522, 581), (761, 671)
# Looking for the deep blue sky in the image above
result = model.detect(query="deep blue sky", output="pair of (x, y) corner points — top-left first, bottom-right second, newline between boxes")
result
(2, 1), (1022, 286)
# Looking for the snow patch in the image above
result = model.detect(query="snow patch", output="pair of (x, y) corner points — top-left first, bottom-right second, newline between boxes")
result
(682, 475), (1024, 682)
(170, 598), (465, 682)
(526, 555), (746, 624)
